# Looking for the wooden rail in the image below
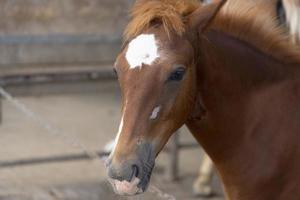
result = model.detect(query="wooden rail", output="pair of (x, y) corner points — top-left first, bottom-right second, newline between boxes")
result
(0, 62), (116, 124)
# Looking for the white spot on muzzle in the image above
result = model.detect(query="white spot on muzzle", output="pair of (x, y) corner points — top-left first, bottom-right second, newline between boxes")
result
(125, 34), (159, 69)
(112, 177), (142, 195)
(150, 106), (161, 120)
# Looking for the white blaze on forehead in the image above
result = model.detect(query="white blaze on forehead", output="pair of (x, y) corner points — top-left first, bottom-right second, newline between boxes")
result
(125, 34), (160, 69)
(150, 106), (161, 120)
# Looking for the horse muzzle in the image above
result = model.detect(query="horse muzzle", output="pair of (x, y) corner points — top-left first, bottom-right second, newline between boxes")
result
(106, 143), (155, 195)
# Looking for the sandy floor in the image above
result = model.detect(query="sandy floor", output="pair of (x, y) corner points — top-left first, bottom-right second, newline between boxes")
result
(0, 80), (224, 200)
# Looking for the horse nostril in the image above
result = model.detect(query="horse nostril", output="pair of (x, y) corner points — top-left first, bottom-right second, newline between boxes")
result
(131, 164), (139, 180)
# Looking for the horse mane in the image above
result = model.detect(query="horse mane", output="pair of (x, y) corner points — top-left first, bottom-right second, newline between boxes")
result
(125, 0), (300, 64)
(212, 0), (300, 64)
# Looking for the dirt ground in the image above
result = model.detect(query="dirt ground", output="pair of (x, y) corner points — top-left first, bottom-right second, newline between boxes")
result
(0, 80), (224, 200)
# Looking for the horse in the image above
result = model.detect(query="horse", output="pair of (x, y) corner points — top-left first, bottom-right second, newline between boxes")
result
(193, 0), (300, 197)
(106, 0), (300, 199)
(102, 0), (300, 197)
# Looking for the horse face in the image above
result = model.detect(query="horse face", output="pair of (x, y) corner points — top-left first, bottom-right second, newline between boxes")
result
(106, 26), (196, 195)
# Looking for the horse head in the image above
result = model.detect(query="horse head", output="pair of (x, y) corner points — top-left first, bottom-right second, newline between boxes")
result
(106, 0), (226, 195)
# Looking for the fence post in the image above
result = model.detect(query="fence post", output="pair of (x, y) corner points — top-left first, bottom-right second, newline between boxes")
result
(168, 131), (180, 181)
(0, 83), (5, 125)
(0, 94), (2, 124)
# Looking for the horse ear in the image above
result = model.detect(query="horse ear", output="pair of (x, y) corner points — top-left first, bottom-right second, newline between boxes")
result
(187, 0), (226, 32)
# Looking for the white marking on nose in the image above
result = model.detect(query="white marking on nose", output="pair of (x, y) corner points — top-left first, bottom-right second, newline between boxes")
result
(111, 115), (123, 154)
(150, 106), (161, 120)
(111, 102), (127, 155)
(125, 34), (160, 69)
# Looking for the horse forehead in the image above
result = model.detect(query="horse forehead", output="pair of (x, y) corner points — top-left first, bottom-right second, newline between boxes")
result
(125, 34), (161, 69)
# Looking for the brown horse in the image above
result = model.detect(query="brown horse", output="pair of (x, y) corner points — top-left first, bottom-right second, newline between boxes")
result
(106, 0), (300, 199)
(193, 0), (300, 197)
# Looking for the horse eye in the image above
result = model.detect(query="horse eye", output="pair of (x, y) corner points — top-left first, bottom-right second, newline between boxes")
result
(168, 66), (186, 81)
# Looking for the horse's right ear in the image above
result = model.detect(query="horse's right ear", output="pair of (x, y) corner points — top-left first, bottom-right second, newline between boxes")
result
(187, 0), (226, 32)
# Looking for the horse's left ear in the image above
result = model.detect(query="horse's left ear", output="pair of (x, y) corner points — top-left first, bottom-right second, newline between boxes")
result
(187, 0), (227, 32)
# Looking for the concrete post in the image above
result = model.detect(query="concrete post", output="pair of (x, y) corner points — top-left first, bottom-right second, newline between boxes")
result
(168, 131), (180, 181)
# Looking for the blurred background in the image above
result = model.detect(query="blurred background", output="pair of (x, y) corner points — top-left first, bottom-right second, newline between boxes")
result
(0, 1), (223, 199)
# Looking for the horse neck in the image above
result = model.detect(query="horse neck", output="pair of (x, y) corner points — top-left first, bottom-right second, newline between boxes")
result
(187, 30), (300, 199)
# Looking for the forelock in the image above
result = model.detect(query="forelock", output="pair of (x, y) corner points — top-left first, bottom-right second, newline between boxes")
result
(124, 0), (200, 41)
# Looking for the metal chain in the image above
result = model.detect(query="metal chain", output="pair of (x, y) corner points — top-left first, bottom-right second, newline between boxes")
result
(0, 87), (99, 160)
(0, 86), (176, 200)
